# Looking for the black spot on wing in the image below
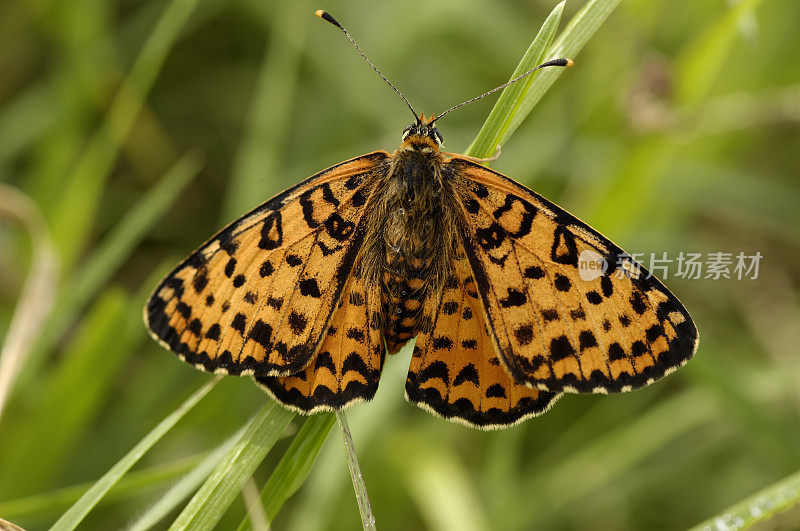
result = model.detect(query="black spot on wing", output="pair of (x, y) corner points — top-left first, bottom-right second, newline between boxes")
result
(524, 266), (545, 279)
(299, 278), (322, 297)
(432, 336), (454, 350)
(515, 324), (535, 346)
(346, 328), (365, 343)
(551, 226), (578, 267)
(550, 335), (575, 362)
(492, 193), (537, 237)
(224, 258), (236, 278)
(315, 351), (336, 373)
(453, 363), (479, 386)
(476, 222), (506, 251)
(417, 360), (449, 385)
(248, 320), (272, 348)
(232, 313), (247, 335)
(205, 323), (221, 341)
(288, 311), (308, 335)
(578, 330), (597, 349)
(499, 288), (526, 308)
(258, 211), (283, 250)
(485, 383), (507, 399)
(193, 272), (209, 293)
(259, 261), (274, 277)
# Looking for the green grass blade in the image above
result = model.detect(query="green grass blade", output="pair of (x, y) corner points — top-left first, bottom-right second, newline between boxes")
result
(468, 0), (622, 158)
(516, 390), (716, 526)
(396, 436), (491, 531)
(223, 0), (312, 220)
(169, 401), (294, 531)
(689, 468), (800, 531)
(237, 413), (335, 530)
(675, 0), (766, 106)
(16, 153), (201, 391)
(0, 453), (206, 520)
(65, 152), (203, 312)
(0, 288), (138, 498)
(0, 184), (58, 422)
(336, 411), (376, 531)
(131, 429), (245, 531)
(466, 1), (565, 158)
(505, 0), (622, 136)
(50, 376), (221, 531)
(0, 84), (56, 170)
(50, 0), (202, 269)
(282, 342), (413, 531)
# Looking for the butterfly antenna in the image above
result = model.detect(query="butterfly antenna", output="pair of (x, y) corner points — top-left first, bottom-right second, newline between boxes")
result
(434, 58), (573, 122)
(315, 10), (419, 122)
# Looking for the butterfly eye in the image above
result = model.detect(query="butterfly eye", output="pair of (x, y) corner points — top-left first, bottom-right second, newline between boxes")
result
(431, 128), (444, 147)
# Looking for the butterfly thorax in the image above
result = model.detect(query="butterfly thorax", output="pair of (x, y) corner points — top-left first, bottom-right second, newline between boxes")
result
(361, 130), (459, 353)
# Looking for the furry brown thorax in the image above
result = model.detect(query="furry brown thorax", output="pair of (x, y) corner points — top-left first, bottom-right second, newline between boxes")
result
(360, 115), (460, 353)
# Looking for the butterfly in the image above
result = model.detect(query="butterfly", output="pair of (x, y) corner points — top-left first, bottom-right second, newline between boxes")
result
(144, 10), (698, 429)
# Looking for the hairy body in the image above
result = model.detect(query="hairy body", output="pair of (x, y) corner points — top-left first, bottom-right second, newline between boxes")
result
(360, 129), (462, 353)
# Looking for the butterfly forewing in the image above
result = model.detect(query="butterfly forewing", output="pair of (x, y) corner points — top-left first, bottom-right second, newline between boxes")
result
(406, 239), (561, 429)
(255, 270), (384, 413)
(451, 158), (698, 395)
(145, 152), (389, 377)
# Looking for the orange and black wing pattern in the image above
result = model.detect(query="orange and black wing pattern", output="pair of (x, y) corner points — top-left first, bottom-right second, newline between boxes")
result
(145, 152), (389, 379)
(405, 241), (560, 429)
(449, 158), (698, 395)
(254, 269), (384, 413)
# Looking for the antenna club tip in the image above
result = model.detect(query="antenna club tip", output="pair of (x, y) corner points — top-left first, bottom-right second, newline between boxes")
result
(566, 58), (574, 67)
(314, 9), (341, 28)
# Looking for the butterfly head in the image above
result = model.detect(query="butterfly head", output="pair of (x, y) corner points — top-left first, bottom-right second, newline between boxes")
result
(401, 112), (444, 150)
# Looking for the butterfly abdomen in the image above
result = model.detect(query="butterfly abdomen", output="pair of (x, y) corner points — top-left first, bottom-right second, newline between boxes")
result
(361, 143), (458, 353)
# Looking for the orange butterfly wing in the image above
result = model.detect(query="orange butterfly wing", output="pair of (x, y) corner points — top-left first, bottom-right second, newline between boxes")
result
(254, 269), (384, 412)
(450, 158), (698, 394)
(405, 240), (560, 429)
(145, 152), (389, 377)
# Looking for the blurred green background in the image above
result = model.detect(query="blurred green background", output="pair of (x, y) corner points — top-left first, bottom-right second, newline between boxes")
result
(1, 0), (799, 529)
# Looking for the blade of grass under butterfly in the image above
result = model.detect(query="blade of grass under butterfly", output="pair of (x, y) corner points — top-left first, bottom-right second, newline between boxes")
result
(236, 413), (336, 530)
(169, 401), (293, 531)
(50, 0), (202, 270)
(282, 342), (414, 531)
(337, 411), (376, 531)
(688, 468), (800, 531)
(50, 376), (220, 531)
(467, 0), (622, 158)
(466, 1), (565, 159)
(130, 429), (245, 531)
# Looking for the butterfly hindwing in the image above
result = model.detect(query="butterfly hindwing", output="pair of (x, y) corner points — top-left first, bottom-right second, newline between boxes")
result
(405, 240), (561, 429)
(450, 158), (698, 394)
(254, 270), (384, 413)
(145, 152), (389, 377)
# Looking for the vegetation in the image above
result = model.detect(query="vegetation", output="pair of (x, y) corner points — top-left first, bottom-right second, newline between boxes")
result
(1, 0), (798, 528)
